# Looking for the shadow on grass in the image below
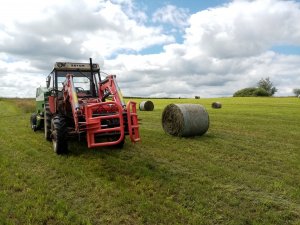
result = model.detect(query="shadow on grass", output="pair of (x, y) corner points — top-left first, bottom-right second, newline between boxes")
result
(161, 132), (218, 143)
(63, 136), (176, 182)
(66, 138), (125, 157)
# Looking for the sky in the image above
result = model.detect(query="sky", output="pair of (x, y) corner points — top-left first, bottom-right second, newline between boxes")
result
(1, 0), (300, 98)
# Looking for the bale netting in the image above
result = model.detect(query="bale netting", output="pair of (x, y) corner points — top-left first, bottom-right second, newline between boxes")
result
(212, 102), (222, 109)
(139, 100), (154, 111)
(162, 104), (209, 137)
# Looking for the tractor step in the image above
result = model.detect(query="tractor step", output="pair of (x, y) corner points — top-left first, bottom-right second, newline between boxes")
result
(126, 101), (140, 142)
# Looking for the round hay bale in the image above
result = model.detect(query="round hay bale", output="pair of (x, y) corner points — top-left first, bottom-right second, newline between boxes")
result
(162, 104), (209, 137)
(139, 100), (154, 111)
(212, 102), (222, 109)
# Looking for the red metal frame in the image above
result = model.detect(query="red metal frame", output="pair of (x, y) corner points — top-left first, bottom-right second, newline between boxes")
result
(84, 101), (124, 148)
(60, 73), (140, 148)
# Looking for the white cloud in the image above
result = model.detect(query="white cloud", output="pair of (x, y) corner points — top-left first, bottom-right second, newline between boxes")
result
(1, 0), (300, 98)
(0, 59), (43, 97)
(111, 0), (148, 22)
(0, 0), (174, 97)
(185, 0), (300, 58)
(103, 0), (300, 98)
(105, 50), (300, 98)
(152, 5), (190, 29)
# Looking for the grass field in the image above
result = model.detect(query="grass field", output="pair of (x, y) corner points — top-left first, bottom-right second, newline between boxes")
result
(0, 97), (299, 224)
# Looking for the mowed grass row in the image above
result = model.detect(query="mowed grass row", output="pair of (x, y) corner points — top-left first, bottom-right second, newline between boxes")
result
(0, 97), (299, 224)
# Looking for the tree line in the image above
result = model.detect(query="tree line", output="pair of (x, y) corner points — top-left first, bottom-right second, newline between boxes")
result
(233, 77), (299, 97)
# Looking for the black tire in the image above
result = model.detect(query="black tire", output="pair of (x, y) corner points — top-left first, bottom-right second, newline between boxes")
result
(44, 103), (52, 141)
(117, 138), (125, 148)
(51, 115), (68, 154)
(110, 135), (125, 148)
(30, 113), (38, 131)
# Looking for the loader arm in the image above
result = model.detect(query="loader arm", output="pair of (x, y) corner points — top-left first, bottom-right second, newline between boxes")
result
(99, 75), (126, 106)
(98, 75), (140, 143)
(62, 74), (81, 131)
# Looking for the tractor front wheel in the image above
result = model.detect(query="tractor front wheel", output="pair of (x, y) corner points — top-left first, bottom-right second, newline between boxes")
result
(51, 115), (68, 154)
(30, 113), (38, 131)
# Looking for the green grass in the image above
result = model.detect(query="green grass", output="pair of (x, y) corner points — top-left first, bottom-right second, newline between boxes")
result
(0, 97), (299, 224)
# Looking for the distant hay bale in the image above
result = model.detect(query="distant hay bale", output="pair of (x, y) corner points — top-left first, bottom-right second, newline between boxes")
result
(139, 100), (154, 111)
(162, 104), (209, 137)
(212, 102), (222, 109)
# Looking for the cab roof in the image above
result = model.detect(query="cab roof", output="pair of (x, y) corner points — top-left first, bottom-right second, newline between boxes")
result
(54, 62), (100, 71)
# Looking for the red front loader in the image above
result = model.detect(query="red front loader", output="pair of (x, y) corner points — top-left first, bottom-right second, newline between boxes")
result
(42, 58), (140, 154)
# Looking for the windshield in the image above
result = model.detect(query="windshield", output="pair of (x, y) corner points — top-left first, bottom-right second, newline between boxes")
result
(56, 71), (100, 97)
(57, 71), (90, 89)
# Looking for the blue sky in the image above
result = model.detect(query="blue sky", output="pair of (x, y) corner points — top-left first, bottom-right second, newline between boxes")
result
(1, 0), (300, 98)
(272, 45), (300, 55)
(138, 0), (230, 14)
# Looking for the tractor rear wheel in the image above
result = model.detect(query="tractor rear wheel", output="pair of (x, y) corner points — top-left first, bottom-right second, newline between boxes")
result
(51, 115), (68, 154)
(44, 103), (52, 141)
(30, 113), (38, 131)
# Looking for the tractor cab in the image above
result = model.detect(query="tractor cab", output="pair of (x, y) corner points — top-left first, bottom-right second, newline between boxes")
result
(46, 62), (101, 98)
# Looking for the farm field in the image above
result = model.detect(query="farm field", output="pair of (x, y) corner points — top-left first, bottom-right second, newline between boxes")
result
(0, 97), (299, 224)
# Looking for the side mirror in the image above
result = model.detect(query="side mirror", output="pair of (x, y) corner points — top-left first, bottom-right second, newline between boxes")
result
(46, 76), (51, 88)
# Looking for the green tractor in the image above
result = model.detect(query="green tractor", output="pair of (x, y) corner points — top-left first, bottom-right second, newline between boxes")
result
(30, 87), (50, 134)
